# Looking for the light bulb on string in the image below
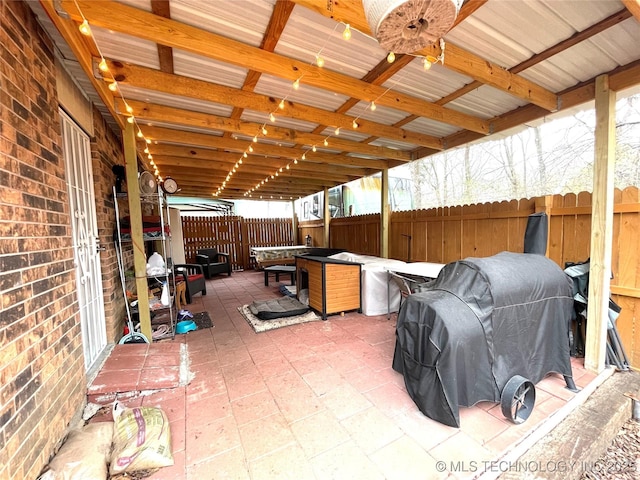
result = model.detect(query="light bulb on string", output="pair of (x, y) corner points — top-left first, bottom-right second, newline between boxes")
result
(98, 59), (108, 72)
(293, 78), (300, 90)
(324, 139), (329, 146)
(149, 160), (155, 166)
(279, 99), (285, 110)
(312, 145), (317, 152)
(334, 127), (340, 135)
(261, 126), (268, 135)
(387, 52), (396, 63)
(239, 159), (243, 164)
(294, 159), (298, 164)
(279, 167), (283, 172)
(370, 101), (376, 111)
(301, 153), (306, 160)
(275, 171), (279, 176)
(108, 81), (118, 92)
(137, 129), (143, 138)
(286, 164), (290, 170)
(125, 104), (133, 114)
(144, 147), (149, 154)
(269, 113), (276, 122)
(316, 55), (325, 68)
(253, 136), (258, 143)
(127, 116), (134, 124)
(342, 24), (351, 40)
(423, 57), (432, 70)
(147, 154), (153, 160)
(145, 139), (151, 144)
(79, 19), (91, 36)
(248, 145), (254, 152)
(243, 152), (248, 158)
(352, 120), (359, 129)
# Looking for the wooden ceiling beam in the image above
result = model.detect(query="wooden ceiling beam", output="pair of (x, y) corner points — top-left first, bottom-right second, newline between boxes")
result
(141, 126), (391, 170)
(150, 0), (174, 73)
(622, 0), (640, 22)
(116, 99), (411, 161)
(107, 61), (443, 150)
(290, 0), (558, 112)
(154, 156), (355, 183)
(147, 144), (374, 177)
(61, 0), (489, 134)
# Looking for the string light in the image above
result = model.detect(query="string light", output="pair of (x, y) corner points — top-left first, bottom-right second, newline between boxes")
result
(253, 136), (258, 143)
(370, 101), (377, 111)
(324, 139), (329, 146)
(108, 82), (118, 92)
(387, 52), (396, 63)
(78, 19), (91, 36)
(352, 120), (359, 129)
(127, 116), (134, 124)
(312, 145), (317, 152)
(342, 24), (351, 40)
(261, 126), (268, 135)
(137, 129), (144, 138)
(293, 78), (300, 90)
(423, 57), (432, 70)
(248, 145), (254, 152)
(279, 99), (285, 110)
(98, 59), (108, 72)
(334, 127), (340, 135)
(269, 113), (276, 122)
(302, 153), (306, 160)
(316, 55), (325, 68)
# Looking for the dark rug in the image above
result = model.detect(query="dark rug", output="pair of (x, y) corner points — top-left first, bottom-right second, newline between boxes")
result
(192, 311), (213, 329)
(238, 304), (320, 333)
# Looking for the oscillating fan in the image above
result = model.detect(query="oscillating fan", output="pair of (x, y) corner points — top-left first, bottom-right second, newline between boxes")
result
(363, 0), (463, 53)
(138, 171), (157, 195)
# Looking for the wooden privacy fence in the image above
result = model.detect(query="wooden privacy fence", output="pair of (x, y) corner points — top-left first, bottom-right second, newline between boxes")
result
(181, 216), (294, 270)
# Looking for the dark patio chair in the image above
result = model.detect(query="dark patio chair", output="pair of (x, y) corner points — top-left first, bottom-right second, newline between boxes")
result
(196, 248), (231, 278)
(174, 264), (206, 303)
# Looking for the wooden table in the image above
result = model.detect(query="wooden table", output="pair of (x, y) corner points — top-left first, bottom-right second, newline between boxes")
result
(264, 265), (296, 286)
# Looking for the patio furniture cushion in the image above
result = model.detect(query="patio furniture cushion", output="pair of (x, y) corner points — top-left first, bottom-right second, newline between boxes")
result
(248, 296), (310, 320)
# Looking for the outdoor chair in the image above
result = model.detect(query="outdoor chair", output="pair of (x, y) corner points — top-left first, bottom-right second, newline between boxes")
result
(174, 264), (206, 303)
(196, 248), (231, 278)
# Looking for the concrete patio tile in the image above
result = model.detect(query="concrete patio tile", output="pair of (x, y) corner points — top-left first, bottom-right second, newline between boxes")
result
(340, 406), (403, 455)
(370, 435), (446, 480)
(458, 406), (511, 446)
(302, 367), (345, 397)
(138, 366), (181, 390)
(321, 383), (373, 420)
(143, 388), (187, 422)
(272, 385), (324, 424)
(536, 374), (578, 401)
(289, 354), (330, 377)
(221, 359), (260, 382)
(247, 344), (282, 364)
(364, 382), (417, 418)
(254, 356), (291, 379)
(394, 409), (459, 452)
(186, 415), (242, 465)
(100, 354), (146, 372)
(340, 366), (392, 393)
(143, 353), (181, 368)
(428, 431), (494, 476)
(264, 370), (308, 396)
(248, 444), (316, 480)
(186, 392), (232, 431)
(186, 372), (228, 401)
(237, 413), (297, 461)
(110, 343), (149, 357)
(290, 410), (350, 458)
(186, 446), (249, 480)
(225, 373), (268, 401)
(310, 441), (385, 480)
(146, 449), (185, 480)
(88, 369), (140, 394)
(169, 418), (186, 453)
(230, 390), (280, 426)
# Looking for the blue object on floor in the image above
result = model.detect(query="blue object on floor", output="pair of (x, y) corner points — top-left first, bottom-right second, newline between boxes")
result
(176, 320), (197, 334)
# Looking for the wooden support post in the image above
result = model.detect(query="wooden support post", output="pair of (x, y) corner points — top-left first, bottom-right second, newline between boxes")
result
(380, 169), (389, 258)
(123, 122), (153, 341)
(291, 200), (298, 244)
(323, 187), (330, 247)
(585, 75), (616, 373)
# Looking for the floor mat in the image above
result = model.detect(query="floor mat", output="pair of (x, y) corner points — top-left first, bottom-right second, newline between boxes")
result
(191, 311), (213, 329)
(238, 304), (321, 333)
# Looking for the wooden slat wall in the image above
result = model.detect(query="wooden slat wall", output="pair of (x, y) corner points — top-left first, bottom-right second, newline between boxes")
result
(181, 216), (294, 270)
(329, 214), (381, 255)
(298, 220), (324, 248)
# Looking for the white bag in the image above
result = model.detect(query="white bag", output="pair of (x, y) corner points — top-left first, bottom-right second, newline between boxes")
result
(146, 252), (165, 275)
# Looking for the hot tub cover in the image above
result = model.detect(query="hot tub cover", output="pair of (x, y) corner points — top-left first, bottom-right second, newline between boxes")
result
(392, 251), (574, 427)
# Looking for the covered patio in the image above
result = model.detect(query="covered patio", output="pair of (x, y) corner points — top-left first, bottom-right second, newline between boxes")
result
(2, 0), (640, 479)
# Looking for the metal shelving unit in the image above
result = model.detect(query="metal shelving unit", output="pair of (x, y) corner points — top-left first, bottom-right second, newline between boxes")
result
(113, 186), (175, 340)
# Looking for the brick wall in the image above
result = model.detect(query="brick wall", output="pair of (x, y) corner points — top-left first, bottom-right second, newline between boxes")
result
(0, 1), (125, 478)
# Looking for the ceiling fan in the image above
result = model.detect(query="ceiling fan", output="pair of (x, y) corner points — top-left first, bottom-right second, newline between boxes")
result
(363, 0), (464, 54)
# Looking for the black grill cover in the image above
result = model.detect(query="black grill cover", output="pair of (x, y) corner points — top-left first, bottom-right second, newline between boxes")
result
(392, 251), (574, 427)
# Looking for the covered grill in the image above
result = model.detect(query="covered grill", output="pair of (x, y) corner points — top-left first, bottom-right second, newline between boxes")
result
(392, 251), (576, 427)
